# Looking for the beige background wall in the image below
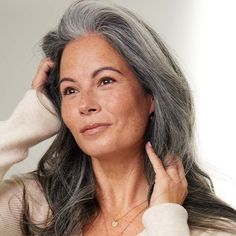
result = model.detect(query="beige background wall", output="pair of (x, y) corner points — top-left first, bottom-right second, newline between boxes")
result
(0, 0), (235, 207)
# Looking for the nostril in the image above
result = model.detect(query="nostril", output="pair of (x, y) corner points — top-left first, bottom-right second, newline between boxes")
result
(80, 107), (97, 115)
(88, 108), (97, 112)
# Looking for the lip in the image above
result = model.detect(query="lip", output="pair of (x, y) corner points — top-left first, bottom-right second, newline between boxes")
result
(80, 123), (111, 135)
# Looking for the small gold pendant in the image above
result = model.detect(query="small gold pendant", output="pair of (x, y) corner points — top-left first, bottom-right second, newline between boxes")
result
(111, 220), (119, 227)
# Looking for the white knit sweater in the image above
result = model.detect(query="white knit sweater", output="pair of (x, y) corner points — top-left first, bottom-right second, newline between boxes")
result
(0, 90), (235, 236)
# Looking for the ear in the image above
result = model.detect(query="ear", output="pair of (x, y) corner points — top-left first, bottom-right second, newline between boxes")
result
(148, 95), (155, 116)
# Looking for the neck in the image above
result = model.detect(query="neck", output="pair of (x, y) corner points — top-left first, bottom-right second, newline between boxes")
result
(90, 148), (149, 214)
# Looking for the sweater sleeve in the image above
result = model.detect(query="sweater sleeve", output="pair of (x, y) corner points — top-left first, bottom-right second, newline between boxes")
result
(0, 173), (52, 236)
(0, 90), (61, 180)
(138, 203), (190, 236)
(138, 203), (236, 236)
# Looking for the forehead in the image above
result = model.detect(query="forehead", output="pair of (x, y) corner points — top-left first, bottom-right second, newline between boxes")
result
(60, 34), (132, 77)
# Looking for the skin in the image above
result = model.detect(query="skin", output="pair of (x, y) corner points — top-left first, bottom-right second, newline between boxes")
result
(32, 33), (188, 234)
(59, 34), (154, 210)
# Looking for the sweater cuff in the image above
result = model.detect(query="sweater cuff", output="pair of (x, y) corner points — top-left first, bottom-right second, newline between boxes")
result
(142, 203), (190, 236)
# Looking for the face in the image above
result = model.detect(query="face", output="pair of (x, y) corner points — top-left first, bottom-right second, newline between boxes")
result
(59, 34), (154, 158)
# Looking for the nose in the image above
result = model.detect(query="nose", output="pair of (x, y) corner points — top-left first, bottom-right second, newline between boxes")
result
(79, 92), (101, 116)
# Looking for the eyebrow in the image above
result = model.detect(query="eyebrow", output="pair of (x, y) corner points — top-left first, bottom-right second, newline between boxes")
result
(59, 66), (123, 86)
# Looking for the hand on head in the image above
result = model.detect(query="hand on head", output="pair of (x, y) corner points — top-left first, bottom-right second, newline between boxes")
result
(31, 58), (54, 93)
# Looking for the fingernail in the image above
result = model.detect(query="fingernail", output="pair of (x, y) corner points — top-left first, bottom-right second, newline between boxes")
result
(147, 141), (152, 147)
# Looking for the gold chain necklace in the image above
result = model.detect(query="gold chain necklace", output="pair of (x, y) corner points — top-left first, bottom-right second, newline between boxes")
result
(101, 199), (147, 228)
(102, 203), (148, 236)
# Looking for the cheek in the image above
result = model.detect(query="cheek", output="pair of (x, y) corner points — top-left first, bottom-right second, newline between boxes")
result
(109, 90), (149, 131)
(61, 102), (78, 130)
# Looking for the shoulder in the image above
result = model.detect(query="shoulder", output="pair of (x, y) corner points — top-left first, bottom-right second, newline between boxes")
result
(0, 173), (51, 224)
(191, 229), (236, 236)
(1, 172), (40, 196)
(0, 175), (25, 236)
(0, 173), (51, 234)
(190, 221), (236, 236)
(0, 173), (25, 201)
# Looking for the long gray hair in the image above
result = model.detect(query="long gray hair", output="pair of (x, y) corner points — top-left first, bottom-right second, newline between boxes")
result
(21, 0), (236, 235)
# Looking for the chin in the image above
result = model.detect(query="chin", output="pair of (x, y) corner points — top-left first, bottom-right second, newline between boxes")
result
(77, 140), (117, 158)
(81, 148), (116, 159)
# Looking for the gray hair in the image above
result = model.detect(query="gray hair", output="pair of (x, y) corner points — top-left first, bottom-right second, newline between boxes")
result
(45, 0), (195, 165)
(22, 0), (236, 235)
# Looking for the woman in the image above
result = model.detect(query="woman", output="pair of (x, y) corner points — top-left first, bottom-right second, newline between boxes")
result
(0, 0), (236, 235)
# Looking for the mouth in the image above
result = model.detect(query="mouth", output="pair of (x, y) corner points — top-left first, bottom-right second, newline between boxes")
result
(81, 124), (111, 136)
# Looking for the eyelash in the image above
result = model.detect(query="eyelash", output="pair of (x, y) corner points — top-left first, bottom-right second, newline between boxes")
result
(62, 77), (115, 96)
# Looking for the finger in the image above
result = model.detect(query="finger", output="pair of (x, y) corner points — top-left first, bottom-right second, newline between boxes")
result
(39, 58), (54, 74)
(145, 142), (167, 178)
(176, 158), (187, 182)
(32, 58), (54, 89)
(180, 189), (188, 205)
(164, 154), (180, 179)
(165, 161), (179, 180)
(173, 158), (188, 194)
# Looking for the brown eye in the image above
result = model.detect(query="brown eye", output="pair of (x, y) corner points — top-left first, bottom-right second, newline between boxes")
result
(62, 87), (77, 96)
(99, 77), (115, 86)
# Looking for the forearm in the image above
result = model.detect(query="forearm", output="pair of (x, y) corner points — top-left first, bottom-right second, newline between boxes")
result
(0, 90), (60, 180)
